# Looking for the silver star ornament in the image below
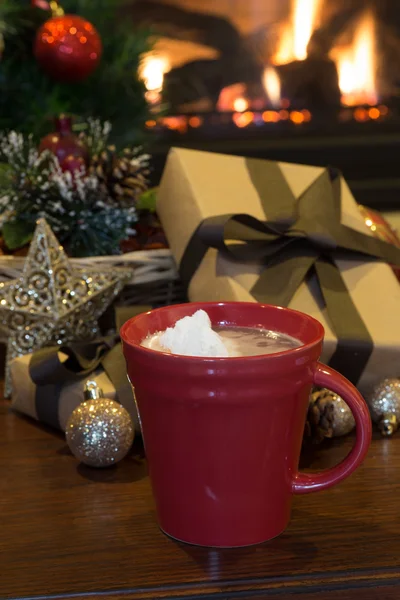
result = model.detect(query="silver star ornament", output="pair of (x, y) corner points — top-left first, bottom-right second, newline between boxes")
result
(0, 219), (132, 397)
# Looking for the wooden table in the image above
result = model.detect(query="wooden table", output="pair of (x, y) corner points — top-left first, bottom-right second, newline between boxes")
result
(2, 397), (400, 600)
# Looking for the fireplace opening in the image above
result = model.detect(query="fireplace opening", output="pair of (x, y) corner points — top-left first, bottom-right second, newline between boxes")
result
(131, 0), (400, 210)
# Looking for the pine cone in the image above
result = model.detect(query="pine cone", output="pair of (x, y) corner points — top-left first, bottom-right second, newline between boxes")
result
(90, 146), (149, 207)
(304, 389), (335, 444)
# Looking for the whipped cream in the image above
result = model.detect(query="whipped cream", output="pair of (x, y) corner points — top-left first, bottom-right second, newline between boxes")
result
(142, 309), (230, 357)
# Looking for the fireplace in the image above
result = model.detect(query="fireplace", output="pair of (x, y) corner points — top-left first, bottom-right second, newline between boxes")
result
(132, 0), (400, 210)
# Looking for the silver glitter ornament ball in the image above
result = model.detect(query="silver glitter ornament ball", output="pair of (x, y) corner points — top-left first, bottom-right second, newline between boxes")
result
(366, 378), (400, 436)
(327, 392), (355, 437)
(66, 398), (134, 467)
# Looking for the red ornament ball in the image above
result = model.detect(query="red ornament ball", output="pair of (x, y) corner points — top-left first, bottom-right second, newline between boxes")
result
(60, 154), (86, 176)
(39, 116), (88, 165)
(34, 15), (102, 82)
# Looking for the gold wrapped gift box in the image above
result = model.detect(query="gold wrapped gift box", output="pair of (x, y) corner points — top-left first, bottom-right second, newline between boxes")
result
(157, 147), (400, 394)
(10, 350), (140, 432)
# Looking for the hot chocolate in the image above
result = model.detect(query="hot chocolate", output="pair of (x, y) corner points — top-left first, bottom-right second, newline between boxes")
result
(214, 326), (301, 356)
(141, 321), (301, 357)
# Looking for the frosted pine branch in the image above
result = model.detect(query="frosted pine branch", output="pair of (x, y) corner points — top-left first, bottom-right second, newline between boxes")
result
(0, 120), (149, 256)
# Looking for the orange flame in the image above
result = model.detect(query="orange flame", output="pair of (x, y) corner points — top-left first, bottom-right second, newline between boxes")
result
(332, 11), (378, 106)
(217, 83), (247, 112)
(273, 0), (321, 65)
(233, 97), (249, 112)
(262, 67), (281, 107)
(139, 54), (170, 93)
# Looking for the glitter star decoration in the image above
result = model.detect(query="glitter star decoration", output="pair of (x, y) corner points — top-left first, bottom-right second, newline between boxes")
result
(0, 219), (132, 396)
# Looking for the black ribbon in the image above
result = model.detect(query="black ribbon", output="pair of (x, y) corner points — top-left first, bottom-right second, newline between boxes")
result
(179, 161), (400, 384)
(29, 305), (151, 429)
(30, 338), (122, 428)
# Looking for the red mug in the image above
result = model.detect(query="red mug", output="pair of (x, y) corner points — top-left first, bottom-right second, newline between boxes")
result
(121, 302), (371, 547)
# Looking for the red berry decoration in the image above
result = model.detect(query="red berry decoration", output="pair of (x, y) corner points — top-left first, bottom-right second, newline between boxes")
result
(39, 116), (88, 165)
(34, 14), (102, 82)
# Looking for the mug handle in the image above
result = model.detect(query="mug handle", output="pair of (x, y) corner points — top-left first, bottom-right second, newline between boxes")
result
(292, 363), (372, 494)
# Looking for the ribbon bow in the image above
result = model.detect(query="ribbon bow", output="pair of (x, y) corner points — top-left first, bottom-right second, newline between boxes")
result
(27, 306), (150, 430)
(29, 337), (129, 429)
(179, 163), (400, 384)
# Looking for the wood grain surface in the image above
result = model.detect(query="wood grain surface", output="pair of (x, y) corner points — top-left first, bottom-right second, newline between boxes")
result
(1, 397), (400, 600)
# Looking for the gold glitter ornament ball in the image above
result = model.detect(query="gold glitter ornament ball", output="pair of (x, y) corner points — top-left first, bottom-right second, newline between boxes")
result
(366, 378), (400, 436)
(310, 388), (355, 438)
(327, 393), (355, 437)
(66, 399), (134, 467)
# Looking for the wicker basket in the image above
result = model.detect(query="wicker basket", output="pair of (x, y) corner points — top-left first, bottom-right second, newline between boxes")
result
(0, 248), (185, 308)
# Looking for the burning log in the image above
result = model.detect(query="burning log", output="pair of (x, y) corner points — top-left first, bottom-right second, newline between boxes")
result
(307, 3), (363, 56)
(308, 0), (400, 58)
(129, 0), (244, 56)
(163, 59), (228, 109)
(129, 0), (262, 109)
(163, 59), (263, 111)
(275, 57), (341, 110)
